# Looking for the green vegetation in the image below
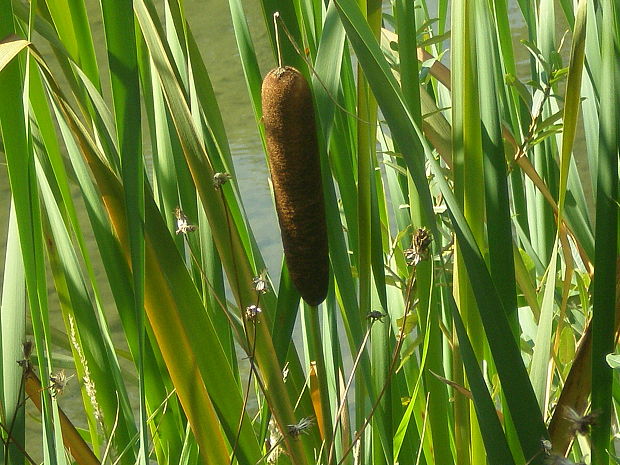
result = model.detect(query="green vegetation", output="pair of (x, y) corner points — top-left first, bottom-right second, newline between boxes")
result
(0, 0), (618, 464)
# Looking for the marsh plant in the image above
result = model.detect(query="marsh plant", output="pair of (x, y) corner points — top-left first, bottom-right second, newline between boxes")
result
(0, 0), (618, 464)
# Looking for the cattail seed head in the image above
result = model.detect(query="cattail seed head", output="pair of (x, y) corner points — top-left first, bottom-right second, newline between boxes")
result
(261, 66), (328, 306)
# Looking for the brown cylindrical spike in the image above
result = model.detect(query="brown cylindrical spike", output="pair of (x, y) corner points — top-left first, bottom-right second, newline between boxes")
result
(261, 66), (328, 306)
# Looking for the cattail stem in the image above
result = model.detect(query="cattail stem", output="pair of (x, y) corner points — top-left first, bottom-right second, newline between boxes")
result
(273, 12), (282, 68)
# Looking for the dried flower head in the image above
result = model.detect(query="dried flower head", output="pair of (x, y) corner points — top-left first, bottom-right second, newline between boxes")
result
(367, 310), (387, 323)
(540, 438), (553, 455)
(287, 416), (314, 438)
(49, 369), (75, 397)
(252, 270), (270, 294)
(213, 172), (232, 188)
(174, 207), (197, 235)
(562, 406), (598, 436)
(17, 340), (33, 369)
(404, 227), (432, 266)
(245, 305), (262, 321)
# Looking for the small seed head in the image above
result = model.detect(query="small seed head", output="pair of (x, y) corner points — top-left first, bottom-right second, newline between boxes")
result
(245, 305), (262, 321)
(49, 369), (75, 397)
(174, 207), (197, 234)
(252, 270), (269, 294)
(367, 310), (387, 323)
(405, 227), (432, 266)
(287, 416), (313, 438)
(213, 172), (232, 188)
(540, 438), (553, 455)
